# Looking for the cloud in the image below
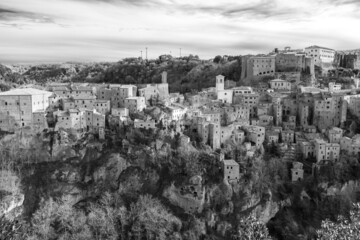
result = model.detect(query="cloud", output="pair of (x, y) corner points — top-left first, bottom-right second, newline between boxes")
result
(73, 0), (162, 7)
(0, 5), (55, 23)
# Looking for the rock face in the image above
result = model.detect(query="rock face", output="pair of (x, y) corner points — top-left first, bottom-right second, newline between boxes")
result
(163, 176), (206, 213)
(0, 193), (25, 217)
(93, 153), (130, 189)
(0, 170), (24, 218)
(252, 190), (291, 223)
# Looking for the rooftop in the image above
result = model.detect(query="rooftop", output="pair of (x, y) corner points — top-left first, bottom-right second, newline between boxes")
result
(223, 159), (239, 166)
(305, 45), (335, 51)
(0, 88), (52, 96)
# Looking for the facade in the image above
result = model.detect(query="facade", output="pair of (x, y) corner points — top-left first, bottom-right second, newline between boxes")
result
(275, 53), (308, 72)
(223, 159), (240, 181)
(50, 85), (95, 98)
(98, 85), (137, 108)
(305, 45), (335, 66)
(233, 92), (260, 117)
(326, 127), (343, 143)
(134, 119), (156, 129)
(124, 97), (146, 113)
(216, 75), (225, 91)
(111, 108), (129, 118)
(266, 131), (279, 144)
(54, 109), (105, 132)
(241, 56), (275, 79)
(291, 162), (304, 182)
(313, 93), (347, 130)
(343, 94), (360, 118)
(259, 115), (273, 126)
(244, 126), (265, 148)
(314, 139), (340, 162)
(270, 79), (291, 91)
(217, 90), (233, 104)
(340, 135), (360, 156)
(0, 88), (53, 132)
(300, 141), (315, 159)
(281, 130), (295, 144)
(233, 86), (254, 95)
(167, 106), (187, 121)
(220, 125), (245, 144)
(32, 111), (48, 132)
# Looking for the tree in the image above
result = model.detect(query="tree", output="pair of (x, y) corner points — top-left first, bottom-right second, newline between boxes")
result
(28, 197), (92, 240)
(317, 203), (360, 240)
(231, 215), (271, 240)
(128, 195), (182, 239)
(213, 55), (222, 64)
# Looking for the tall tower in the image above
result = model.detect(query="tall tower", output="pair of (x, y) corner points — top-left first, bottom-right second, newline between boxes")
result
(216, 75), (225, 91)
(161, 71), (167, 83)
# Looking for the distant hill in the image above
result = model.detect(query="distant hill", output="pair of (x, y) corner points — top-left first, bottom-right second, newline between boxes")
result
(0, 55), (243, 93)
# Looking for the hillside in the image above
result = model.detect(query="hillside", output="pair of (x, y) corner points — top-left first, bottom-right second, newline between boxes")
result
(0, 55), (243, 93)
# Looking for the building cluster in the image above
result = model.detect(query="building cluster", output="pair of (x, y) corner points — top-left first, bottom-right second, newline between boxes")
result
(1, 44), (359, 184)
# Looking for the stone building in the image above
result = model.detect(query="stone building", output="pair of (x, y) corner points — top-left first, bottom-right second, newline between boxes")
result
(305, 45), (335, 67)
(340, 135), (360, 156)
(109, 108), (130, 129)
(275, 53), (309, 72)
(270, 79), (291, 91)
(138, 71), (169, 104)
(32, 110), (48, 132)
(0, 88), (53, 132)
(98, 84), (137, 108)
(244, 125), (265, 148)
(62, 96), (110, 115)
(124, 97), (146, 113)
(220, 124), (245, 145)
(221, 105), (250, 125)
(281, 130), (295, 144)
(241, 56), (275, 79)
(313, 92), (347, 130)
(54, 109), (105, 132)
(223, 159), (240, 181)
(266, 131), (279, 144)
(134, 119), (156, 129)
(217, 90), (233, 104)
(334, 52), (360, 70)
(167, 106), (187, 121)
(215, 75), (225, 91)
(283, 115), (296, 131)
(233, 92), (260, 118)
(300, 141), (315, 159)
(326, 127), (343, 143)
(50, 85), (95, 98)
(314, 139), (340, 162)
(343, 94), (360, 118)
(196, 119), (221, 149)
(259, 115), (273, 126)
(291, 162), (304, 182)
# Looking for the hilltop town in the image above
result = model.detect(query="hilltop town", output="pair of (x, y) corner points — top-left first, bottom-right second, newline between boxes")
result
(1, 45), (360, 239)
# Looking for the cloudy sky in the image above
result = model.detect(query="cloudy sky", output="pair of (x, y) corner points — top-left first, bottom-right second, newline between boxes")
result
(0, 0), (359, 63)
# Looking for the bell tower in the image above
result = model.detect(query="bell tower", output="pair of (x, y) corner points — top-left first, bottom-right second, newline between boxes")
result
(216, 75), (224, 91)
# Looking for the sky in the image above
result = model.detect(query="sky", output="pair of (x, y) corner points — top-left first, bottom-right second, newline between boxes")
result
(0, 0), (360, 63)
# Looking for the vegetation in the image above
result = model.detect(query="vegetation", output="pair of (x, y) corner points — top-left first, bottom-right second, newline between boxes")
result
(317, 203), (360, 240)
